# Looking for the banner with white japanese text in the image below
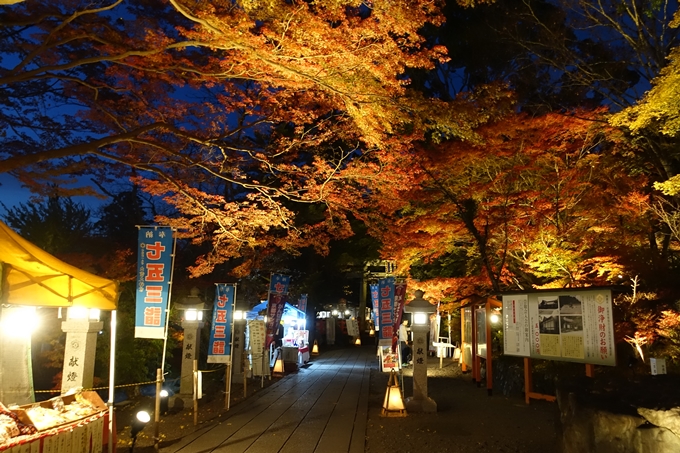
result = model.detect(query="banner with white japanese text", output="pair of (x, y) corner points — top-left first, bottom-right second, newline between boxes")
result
(393, 282), (407, 328)
(207, 284), (235, 364)
(298, 294), (307, 313)
(391, 282), (407, 352)
(135, 226), (175, 339)
(378, 277), (395, 345)
(502, 289), (616, 366)
(265, 274), (291, 348)
(265, 293), (287, 348)
(370, 283), (379, 331)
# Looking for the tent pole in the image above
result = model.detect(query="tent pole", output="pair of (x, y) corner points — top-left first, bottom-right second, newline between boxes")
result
(108, 309), (117, 453)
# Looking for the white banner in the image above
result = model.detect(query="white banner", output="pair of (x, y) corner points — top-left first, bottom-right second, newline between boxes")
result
(346, 318), (360, 337)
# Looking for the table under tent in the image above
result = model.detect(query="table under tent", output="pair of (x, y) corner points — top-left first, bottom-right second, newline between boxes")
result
(0, 220), (120, 452)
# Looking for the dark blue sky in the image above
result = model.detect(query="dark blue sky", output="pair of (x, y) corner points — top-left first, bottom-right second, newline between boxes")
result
(0, 174), (31, 207)
(0, 174), (103, 212)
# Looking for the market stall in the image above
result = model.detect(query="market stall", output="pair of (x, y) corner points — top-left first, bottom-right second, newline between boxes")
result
(246, 301), (308, 369)
(0, 220), (120, 452)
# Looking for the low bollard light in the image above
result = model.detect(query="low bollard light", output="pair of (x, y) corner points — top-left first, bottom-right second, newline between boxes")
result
(159, 389), (169, 415)
(130, 410), (150, 452)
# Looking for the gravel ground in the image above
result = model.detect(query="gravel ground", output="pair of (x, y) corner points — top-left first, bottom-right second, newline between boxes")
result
(365, 356), (559, 453)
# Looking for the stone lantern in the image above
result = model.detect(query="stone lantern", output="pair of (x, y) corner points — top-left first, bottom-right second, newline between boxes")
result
(61, 306), (104, 393)
(175, 288), (205, 397)
(403, 290), (437, 413)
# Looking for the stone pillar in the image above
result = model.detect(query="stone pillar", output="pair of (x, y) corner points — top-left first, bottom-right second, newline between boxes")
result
(179, 320), (203, 396)
(405, 322), (437, 412)
(0, 306), (35, 405)
(61, 318), (104, 393)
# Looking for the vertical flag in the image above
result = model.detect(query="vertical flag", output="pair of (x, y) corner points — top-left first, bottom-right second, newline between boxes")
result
(265, 274), (290, 348)
(298, 294), (308, 313)
(207, 284), (235, 363)
(391, 282), (407, 352)
(393, 282), (407, 328)
(135, 226), (174, 339)
(378, 277), (395, 344)
(369, 283), (380, 331)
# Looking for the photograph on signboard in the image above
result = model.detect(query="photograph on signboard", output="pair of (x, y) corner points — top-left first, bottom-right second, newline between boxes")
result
(538, 298), (559, 311)
(560, 315), (583, 333)
(559, 295), (582, 314)
(539, 315), (559, 334)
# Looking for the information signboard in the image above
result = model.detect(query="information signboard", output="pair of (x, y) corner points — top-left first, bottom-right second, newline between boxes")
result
(502, 289), (615, 366)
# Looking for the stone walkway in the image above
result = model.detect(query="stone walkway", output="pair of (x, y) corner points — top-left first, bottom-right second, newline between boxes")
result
(160, 346), (374, 453)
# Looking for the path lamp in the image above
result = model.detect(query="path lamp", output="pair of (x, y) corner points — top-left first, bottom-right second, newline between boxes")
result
(130, 410), (150, 452)
(159, 389), (169, 415)
(176, 288), (205, 398)
(381, 370), (406, 417)
(403, 290), (437, 413)
(490, 308), (501, 325)
(0, 306), (39, 404)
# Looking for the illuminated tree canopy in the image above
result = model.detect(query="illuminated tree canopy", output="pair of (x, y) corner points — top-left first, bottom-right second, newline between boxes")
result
(1, 0), (502, 276)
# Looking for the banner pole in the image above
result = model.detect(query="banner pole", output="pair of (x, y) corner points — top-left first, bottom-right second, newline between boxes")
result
(193, 359), (198, 426)
(154, 367), (162, 448)
(160, 227), (178, 377)
(107, 309), (117, 453)
(226, 284), (237, 410)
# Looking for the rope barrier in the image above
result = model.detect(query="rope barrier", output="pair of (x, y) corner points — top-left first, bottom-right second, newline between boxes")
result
(34, 365), (228, 393)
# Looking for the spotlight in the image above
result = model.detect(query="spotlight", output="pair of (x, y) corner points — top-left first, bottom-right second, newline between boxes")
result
(159, 389), (169, 415)
(130, 410), (150, 452)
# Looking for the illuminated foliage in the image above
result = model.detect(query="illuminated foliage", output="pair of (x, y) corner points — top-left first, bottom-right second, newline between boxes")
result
(360, 109), (649, 300)
(0, 0), (500, 276)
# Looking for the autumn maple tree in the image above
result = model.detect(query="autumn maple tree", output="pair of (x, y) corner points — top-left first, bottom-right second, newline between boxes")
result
(2, 0), (509, 277)
(354, 110), (651, 305)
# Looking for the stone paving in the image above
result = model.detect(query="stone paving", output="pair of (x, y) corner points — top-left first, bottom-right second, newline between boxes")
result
(160, 346), (372, 453)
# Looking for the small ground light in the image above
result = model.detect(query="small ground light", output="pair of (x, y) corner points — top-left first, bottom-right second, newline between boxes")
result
(160, 389), (169, 415)
(130, 410), (150, 452)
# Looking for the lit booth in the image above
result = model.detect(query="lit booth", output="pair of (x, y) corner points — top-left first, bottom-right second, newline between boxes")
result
(0, 220), (120, 452)
(246, 302), (308, 371)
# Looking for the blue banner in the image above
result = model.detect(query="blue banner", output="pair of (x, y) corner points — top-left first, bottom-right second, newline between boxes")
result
(370, 283), (379, 329)
(269, 274), (291, 294)
(298, 294), (307, 313)
(207, 284), (235, 364)
(135, 226), (174, 339)
(378, 277), (395, 343)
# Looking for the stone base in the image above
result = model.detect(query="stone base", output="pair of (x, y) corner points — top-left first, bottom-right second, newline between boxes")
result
(404, 396), (437, 413)
(170, 394), (194, 410)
